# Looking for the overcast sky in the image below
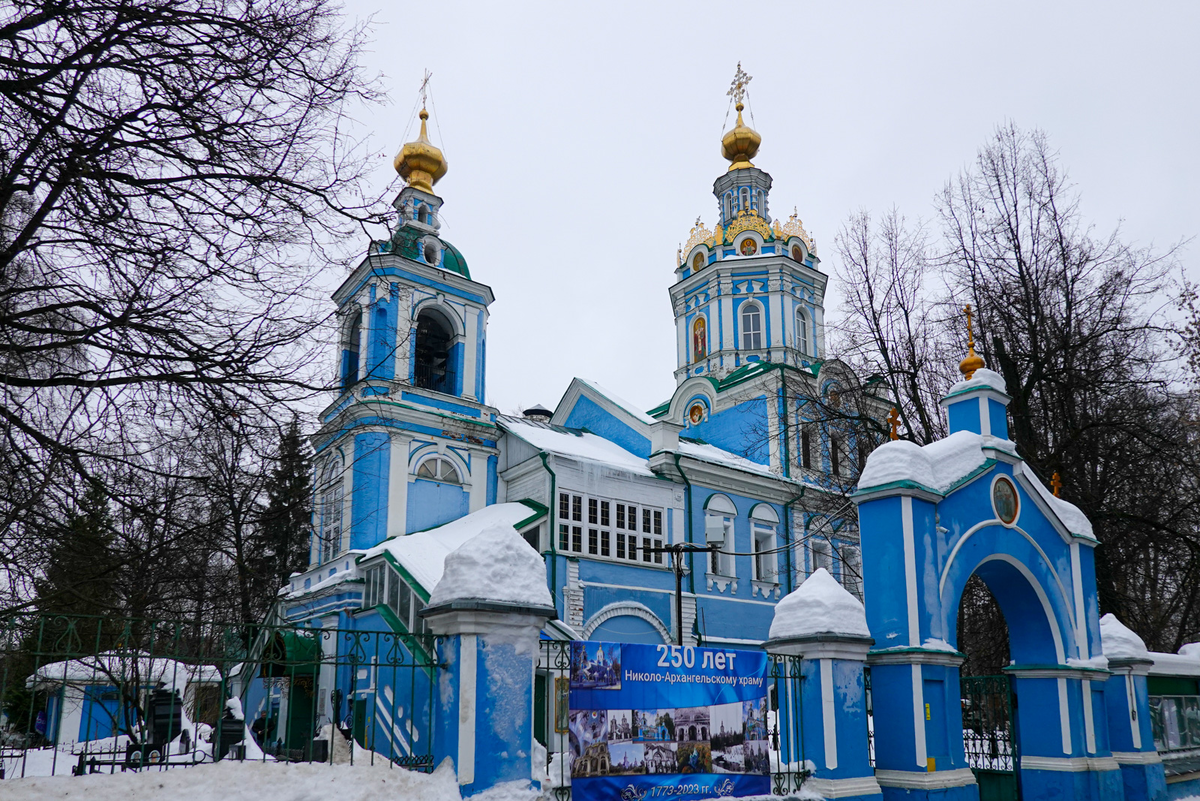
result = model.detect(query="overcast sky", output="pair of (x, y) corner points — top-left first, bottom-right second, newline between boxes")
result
(334, 0), (1198, 416)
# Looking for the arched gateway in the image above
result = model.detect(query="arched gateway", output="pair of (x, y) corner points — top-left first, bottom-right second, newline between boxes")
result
(854, 352), (1160, 801)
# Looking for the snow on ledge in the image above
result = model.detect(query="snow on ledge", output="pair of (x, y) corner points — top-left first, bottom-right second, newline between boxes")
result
(577, 378), (656, 425)
(769, 568), (870, 640)
(858, 430), (1014, 495)
(1100, 613), (1150, 660)
(945, 367), (1008, 397)
(427, 523), (553, 609)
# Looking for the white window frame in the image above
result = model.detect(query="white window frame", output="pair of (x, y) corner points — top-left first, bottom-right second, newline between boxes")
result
(749, 505), (779, 585)
(557, 491), (664, 567)
(809, 537), (833, 576)
(414, 454), (462, 484)
(318, 459), (344, 564)
(705, 494), (737, 578)
(740, 302), (763, 351)
(795, 307), (810, 356)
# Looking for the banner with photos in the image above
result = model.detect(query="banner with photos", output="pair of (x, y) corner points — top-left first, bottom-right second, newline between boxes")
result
(568, 641), (770, 801)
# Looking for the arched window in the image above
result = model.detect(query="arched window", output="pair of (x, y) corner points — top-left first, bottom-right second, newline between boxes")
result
(318, 459), (344, 563)
(723, 193), (732, 223)
(705, 494), (737, 576)
(342, 311), (362, 390)
(418, 204), (431, 224)
(795, 307), (809, 356)
(413, 308), (455, 394)
(750, 505), (779, 584)
(415, 455), (461, 484)
(739, 187), (750, 213)
(692, 316), (707, 362)
(740, 302), (762, 350)
(423, 239), (440, 265)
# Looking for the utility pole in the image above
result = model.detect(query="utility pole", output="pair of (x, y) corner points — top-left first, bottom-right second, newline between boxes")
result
(643, 542), (717, 647)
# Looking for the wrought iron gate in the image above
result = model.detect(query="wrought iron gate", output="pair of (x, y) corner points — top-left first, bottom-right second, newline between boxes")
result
(961, 674), (1018, 801)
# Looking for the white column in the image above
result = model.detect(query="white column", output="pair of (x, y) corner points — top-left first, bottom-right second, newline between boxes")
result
(387, 433), (411, 538)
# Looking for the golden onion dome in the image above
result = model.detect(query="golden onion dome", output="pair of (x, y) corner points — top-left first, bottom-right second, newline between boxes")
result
(394, 109), (447, 193)
(721, 102), (761, 171)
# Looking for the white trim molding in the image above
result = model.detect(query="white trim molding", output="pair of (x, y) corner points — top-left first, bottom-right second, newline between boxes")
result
(1112, 750), (1163, 766)
(582, 601), (671, 644)
(804, 775), (883, 798)
(875, 768), (976, 789)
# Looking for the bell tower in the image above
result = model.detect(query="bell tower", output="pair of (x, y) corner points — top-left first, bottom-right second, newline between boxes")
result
(309, 79), (500, 569)
(670, 64), (828, 385)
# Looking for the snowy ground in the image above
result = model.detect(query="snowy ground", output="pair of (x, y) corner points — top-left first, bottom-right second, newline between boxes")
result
(1, 758), (545, 801)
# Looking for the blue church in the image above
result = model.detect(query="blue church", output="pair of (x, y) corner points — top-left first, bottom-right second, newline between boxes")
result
(279, 85), (872, 649)
(253, 75), (1200, 801)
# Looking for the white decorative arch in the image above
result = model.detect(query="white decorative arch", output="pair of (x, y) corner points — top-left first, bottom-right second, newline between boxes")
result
(411, 297), (464, 338)
(749, 503), (779, 524)
(937, 519), (1077, 635)
(705, 493), (737, 516)
(666, 377), (718, 422)
(582, 602), (671, 643)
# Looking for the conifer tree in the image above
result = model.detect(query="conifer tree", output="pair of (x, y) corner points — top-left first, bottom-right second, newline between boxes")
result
(257, 419), (314, 602)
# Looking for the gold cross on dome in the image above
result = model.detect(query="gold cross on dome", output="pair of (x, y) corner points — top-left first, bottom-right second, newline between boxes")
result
(727, 62), (752, 106)
(887, 408), (900, 441)
(1051, 472), (1062, 497)
(418, 69), (433, 110)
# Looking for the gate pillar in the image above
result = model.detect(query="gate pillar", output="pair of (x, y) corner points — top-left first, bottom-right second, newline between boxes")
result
(418, 525), (557, 796)
(422, 599), (557, 796)
(1003, 667), (1124, 801)
(867, 648), (977, 800)
(1100, 615), (1167, 801)
(767, 569), (883, 801)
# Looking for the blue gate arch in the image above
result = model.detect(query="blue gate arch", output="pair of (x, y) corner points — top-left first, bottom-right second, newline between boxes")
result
(854, 359), (1163, 801)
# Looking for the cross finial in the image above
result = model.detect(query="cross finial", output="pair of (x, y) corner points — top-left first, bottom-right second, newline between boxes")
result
(959, 303), (985, 379)
(1051, 472), (1062, 497)
(887, 407), (900, 441)
(727, 62), (752, 107)
(418, 69), (433, 110)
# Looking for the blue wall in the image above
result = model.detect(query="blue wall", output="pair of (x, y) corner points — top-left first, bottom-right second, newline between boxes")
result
(563, 395), (652, 458)
(407, 478), (469, 532)
(351, 433), (390, 550)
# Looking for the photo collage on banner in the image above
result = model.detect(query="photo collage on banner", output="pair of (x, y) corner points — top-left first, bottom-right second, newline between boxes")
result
(568, 641), (770, 801)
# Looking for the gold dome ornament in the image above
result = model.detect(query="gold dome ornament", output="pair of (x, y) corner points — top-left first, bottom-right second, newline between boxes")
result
(394, 109), (447, 194)
(959, 304), (985, 379)
(721, 63), (761, 171)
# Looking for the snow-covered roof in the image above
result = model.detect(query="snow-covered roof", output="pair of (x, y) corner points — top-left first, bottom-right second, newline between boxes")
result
(32, 652), (212, 688)
(358, 503), (542, 594)
(1015, 463), (1094, 539)
(500, 416), (653, 476)
(858, 430), (1012, 495)
(678, 439), (779, 479)
(286, 567), (361, 599)
(943, 367), (1008, 398)
(1100, 613), (1151, 660)
(576, 378), (656, 424)
(768, 568), (870, 640)
(427, 524), (553, 609)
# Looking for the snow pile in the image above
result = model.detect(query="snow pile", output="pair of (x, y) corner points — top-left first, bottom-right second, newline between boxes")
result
(769, 568), (870, 640)
(1100, 613), (1150, 660)
(858, 430), (1008, 494)
(2, 758), (466, 801)
(359, 504), (537, 594)
(945, 368), (1008, 397)
(501, 417), (653, 476)
(427, 524), (553, 609)
(1179, 643), (1200, 659)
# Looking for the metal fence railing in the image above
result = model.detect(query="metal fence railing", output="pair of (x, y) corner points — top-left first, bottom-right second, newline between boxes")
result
(0, 613), (441, 780)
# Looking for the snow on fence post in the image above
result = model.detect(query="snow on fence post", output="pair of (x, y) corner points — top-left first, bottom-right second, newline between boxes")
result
(1099, 614), (1168, 801)
(419, 524), (557, 797)
(765, 568), (883, 801)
